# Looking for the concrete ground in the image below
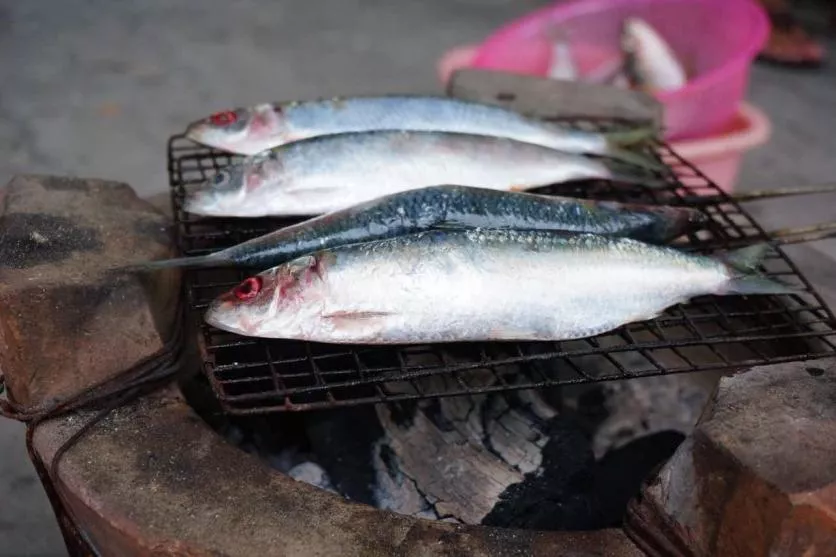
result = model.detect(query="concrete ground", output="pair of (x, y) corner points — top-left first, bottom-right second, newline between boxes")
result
(0, 1), (834, 556)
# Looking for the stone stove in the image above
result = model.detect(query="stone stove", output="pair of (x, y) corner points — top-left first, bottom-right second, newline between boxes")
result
(1, 72), (835, 557)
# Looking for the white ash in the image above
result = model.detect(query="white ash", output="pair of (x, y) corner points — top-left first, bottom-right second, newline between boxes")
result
(590, 372), (718, 459)
(288, 462), (337, 494)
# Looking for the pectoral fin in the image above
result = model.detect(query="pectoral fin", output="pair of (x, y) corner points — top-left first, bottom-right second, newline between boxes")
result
(322, 310), (393, 334)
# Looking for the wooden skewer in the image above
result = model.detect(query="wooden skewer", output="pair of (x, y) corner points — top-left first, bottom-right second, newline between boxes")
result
(690, 222), (836, 250)
(678, 183), (836, 205)
(766, 221), (836, 246)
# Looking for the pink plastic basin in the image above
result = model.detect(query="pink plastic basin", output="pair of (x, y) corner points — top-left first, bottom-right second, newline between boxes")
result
(438, 45), (771, 193)
(459, 0), (769, 141)
(670, 101), (771, 194)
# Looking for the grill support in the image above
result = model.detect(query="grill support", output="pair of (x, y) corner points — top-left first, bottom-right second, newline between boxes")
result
(169, 74), (836, 415)
(2, 73), (834, 557)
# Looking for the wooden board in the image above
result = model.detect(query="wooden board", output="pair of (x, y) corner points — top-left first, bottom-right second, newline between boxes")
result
(448, 68), (662, 126)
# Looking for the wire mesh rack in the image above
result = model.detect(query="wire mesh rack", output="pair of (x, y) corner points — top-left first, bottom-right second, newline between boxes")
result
(167, 118), (836, 414)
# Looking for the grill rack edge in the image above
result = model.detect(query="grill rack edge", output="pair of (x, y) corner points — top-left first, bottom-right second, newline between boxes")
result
(166, 122), (836, 414)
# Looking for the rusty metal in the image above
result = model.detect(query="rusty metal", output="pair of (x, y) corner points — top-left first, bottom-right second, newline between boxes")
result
(167, 122), (836, 415)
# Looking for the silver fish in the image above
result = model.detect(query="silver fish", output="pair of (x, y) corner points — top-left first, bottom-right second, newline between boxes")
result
(184, 95), (660, 169)
(204, 230), (790, 344)
(546, 27), (578, 81)
(183, 131), (664, 217)
(622, 18), (687, 92)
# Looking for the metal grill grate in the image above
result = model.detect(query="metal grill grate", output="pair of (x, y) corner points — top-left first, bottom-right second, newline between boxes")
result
(167, 121), (836, 414)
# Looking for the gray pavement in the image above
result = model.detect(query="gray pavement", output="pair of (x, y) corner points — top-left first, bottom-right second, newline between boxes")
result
(0, 1), (834, 556)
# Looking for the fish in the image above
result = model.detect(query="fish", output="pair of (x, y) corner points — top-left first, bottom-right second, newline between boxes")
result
(183, 95), (661, 169)
(182, 130), (666, 218)
(546, 28), (578, 81)
(131, 185), (706, 272)
(621, 17), (687, 92)
(203, 229), (791, 344)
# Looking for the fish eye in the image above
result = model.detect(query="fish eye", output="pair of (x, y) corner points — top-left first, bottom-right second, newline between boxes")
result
(233, 277), (263, 301)
(209, 110), (238, 126)
(212, 171), (229, 186)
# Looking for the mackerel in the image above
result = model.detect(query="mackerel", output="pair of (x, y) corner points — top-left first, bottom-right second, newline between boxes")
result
(205, 229), (791, 344)
(133, 185), (705, 272)
(184, 95), (661, 169)
(184, 130), (665, 217)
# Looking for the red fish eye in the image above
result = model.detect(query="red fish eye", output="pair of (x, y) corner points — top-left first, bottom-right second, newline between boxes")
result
(233, 276), (262, 300)
(210, 110), (238, 126)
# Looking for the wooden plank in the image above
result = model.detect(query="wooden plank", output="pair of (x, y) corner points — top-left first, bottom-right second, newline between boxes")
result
(447, 69), (662, 126)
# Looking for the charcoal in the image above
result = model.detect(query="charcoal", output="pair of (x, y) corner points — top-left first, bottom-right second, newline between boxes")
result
(304, 406), (385, 506)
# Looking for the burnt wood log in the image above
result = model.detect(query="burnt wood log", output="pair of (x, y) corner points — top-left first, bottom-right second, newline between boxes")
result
(305, 348), (684, 530)
(447, 68), (662, 126)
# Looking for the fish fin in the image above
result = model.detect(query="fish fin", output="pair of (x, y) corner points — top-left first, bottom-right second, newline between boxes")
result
(603, 125), (659, 147)
(624, 206), (708, 243)
(322, 311), (392, 335)
(323, 310), (392, 322)
(603, 145), (667, 172)
(712, 243), (795, 295)
(724, 275), (796, 296)
(655, 207), (708, 241)
(601, 159), (669, 188)
(719, 243), (772, 273)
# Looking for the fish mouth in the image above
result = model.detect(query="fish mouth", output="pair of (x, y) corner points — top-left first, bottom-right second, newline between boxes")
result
(184, 121), (210, 144)
(184, 122), (245, 154)
(204, 298), (243, 335)
(181, 182), (240, 217)
(181, 188), (214, 216)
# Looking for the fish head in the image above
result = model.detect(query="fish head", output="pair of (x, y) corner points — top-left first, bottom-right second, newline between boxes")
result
(620, 18), (641, 53)
(620, 18), (644, 88)
(185, 103), (288, 155)
(182, 152), (285, 216)
(205, 254), (328, 338)
(619, 17), (686, 92)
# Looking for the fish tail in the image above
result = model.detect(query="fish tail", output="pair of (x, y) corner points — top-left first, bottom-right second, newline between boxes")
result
(716, 243), (796, 295)
(603, 125), (659, 147)
(115, 254), (221, 273)
(719, 243), (772, 273)
(602, 159), (669, 188)
(724, 275), (795, 296)
(601, 125), (666, 171)
(641, 206), (708, 243)
(603, 146), (666, 172)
